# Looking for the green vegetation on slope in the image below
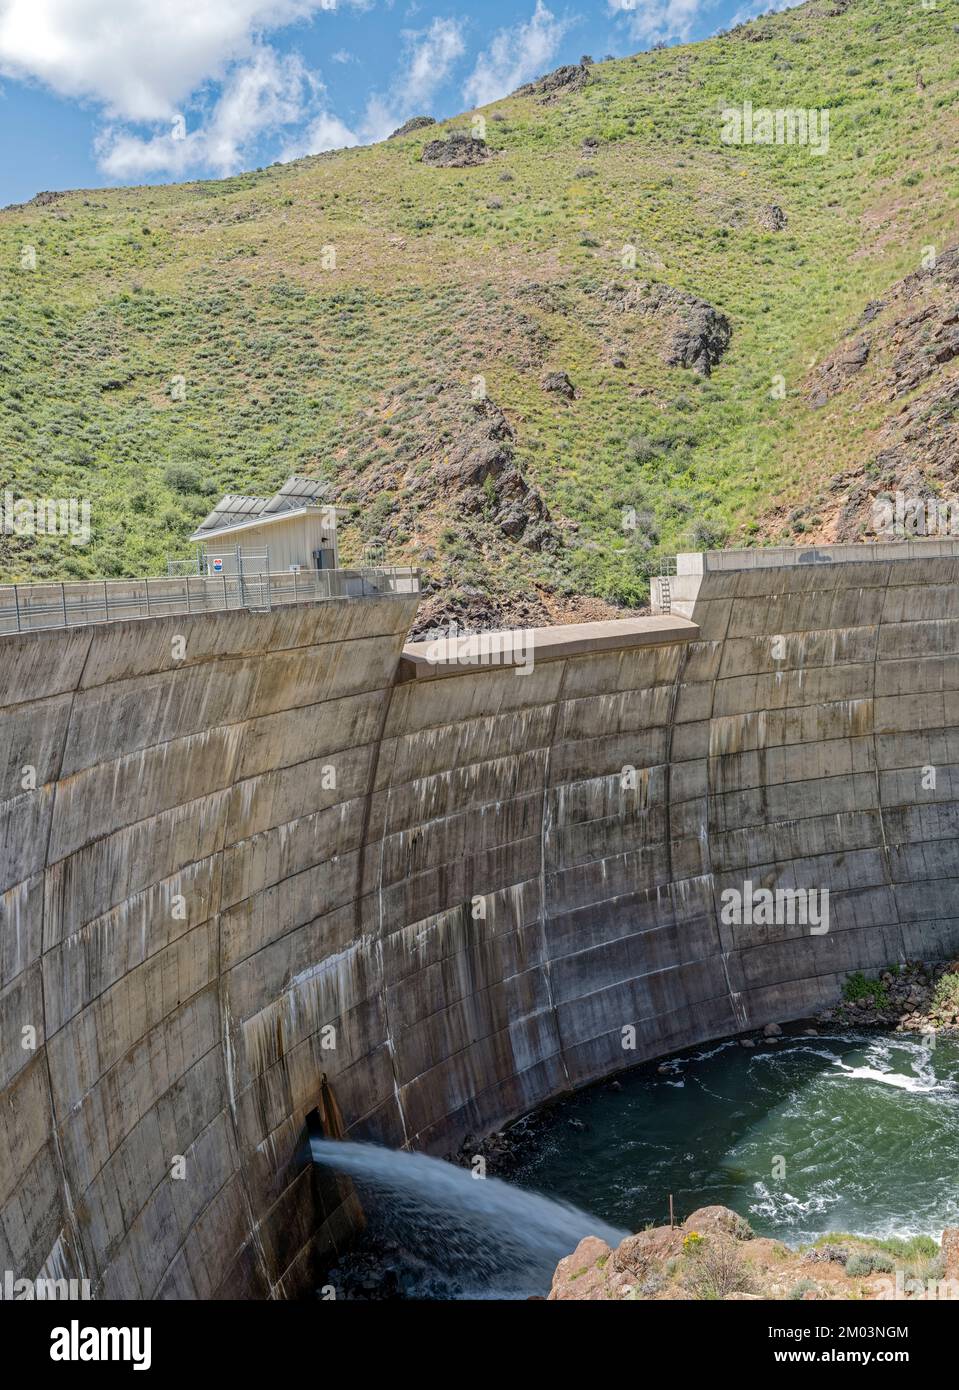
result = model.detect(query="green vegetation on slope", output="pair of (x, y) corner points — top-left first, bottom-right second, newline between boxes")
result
(1, 0), (958, 609)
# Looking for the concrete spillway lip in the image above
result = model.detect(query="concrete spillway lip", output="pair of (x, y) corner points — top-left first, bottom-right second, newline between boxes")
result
(398, 615), (700, 681)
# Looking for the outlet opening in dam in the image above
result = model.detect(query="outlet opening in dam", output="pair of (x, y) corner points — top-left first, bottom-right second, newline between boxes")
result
(311, 1026), (959, 1299)
(5, 540), (959, 1306)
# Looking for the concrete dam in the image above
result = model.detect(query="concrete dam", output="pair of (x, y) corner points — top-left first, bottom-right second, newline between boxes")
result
(3, 541), (959, 1299)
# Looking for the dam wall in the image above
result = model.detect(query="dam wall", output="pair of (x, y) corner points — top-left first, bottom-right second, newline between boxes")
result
(4, 546), (959, 1298)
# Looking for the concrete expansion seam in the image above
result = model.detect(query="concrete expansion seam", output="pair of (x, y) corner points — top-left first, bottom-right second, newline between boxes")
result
(37, 629), (95, 1291)
(540, 656), (572, 1092)
(698, 574), (742, 1029)
(870, 567), (905, 963)
(212, 704), (274, 1298)
(363, 644), (411, 1148)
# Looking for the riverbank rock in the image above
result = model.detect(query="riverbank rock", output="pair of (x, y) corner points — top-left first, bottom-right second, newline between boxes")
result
(817, 958), (959, 1033)
(684, 1207), (754, 1241)
(942, 1229), (959, 1280)
(548, 1206), (955, 1301)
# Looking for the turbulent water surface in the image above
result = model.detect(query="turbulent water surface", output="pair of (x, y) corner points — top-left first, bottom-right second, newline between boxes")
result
(512, 1031), (959, 1246)
(313, 1032), (959, 1298)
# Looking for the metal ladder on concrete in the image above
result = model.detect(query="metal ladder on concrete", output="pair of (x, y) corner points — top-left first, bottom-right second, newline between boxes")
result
(658, 567), (672, 615)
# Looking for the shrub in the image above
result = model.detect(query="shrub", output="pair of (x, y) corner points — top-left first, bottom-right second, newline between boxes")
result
(683, 1239), (756, 1300)
(163, 464), (203, 494)
(933, 972), (959, 1013)
(788, 1279), (819, 1300)
(843, 971), (890, 1009)
(846, 1250), (895, 1277)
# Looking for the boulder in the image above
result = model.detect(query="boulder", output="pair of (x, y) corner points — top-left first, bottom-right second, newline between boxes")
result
(758, 204), (788, 231)
(618, 282), (732, 376)
(542, 370), (576, 400)
(422, 134), (490, 168)
(390, 115), (436, 138)
(683, 1206), (755, 1242)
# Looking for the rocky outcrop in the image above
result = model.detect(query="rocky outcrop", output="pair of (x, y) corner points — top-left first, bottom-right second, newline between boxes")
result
(809, 335), (871, 406)
(541, 370), (576, 400)
(429, 394), (554, 548)
(791, 246), (959, 543)
(615, 282), (732, 375)
(818, 960), (959, 1033)
(513, 63), (591, 103)
(550, 1206), (955, 1301)
(421, 134), (490, 167)
(390, 115), (436, 138)
(758, 204), (788, 231)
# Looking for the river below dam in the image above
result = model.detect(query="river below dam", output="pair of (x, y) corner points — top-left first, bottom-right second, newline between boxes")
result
(315, 1030), (959, 1299)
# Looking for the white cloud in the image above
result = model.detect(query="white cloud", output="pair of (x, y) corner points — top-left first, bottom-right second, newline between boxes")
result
(0, 0), (331, 121)
(0, 0), (375, 177)
(280, 109), (358, 160)
(97, 46), (316, 177)
(463, 1), (571, 109)
(274, 16), (466, 160)
(728, 0), (797, 27)
(606, 0), (713, 46)
(356, 16), (466, 142)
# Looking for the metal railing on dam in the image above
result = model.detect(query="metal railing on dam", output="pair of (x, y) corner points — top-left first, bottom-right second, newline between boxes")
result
(0, 566), (420, 635)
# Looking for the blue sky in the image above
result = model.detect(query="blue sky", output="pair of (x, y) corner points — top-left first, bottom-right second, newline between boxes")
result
(0, 0), (793, 204)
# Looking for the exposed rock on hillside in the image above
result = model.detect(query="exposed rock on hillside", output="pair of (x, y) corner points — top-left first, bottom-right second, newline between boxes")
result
(758, 203), (788, 231)
(809, 334), (871, 405)
(390, 115), (436, 138)
(613, 282), (732, 375)
(733, 23), (775, 41)
(409, 582), (632, 642)
(421, 134), (490, 167)
(436, 396), (553, 547)
(789, 246), (959, 542)
(542, 370), (576, 399)
(514, 63), (591, 103)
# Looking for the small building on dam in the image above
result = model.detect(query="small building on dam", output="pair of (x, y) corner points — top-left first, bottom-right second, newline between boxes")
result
(188, 475), (346, 578)
(2, 536), (959, 1297)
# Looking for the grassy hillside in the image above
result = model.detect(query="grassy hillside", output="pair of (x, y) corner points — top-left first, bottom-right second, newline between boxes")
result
(2, 0), (958, 620)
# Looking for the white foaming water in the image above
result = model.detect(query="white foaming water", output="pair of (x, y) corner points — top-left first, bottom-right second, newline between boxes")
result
(832, 1064), (937, 1092)
(750, 1180), (842, 1226)
(311, 1138), (627, 1299)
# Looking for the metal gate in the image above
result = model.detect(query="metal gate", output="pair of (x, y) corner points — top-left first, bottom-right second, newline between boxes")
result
(237, 546), (271, 611)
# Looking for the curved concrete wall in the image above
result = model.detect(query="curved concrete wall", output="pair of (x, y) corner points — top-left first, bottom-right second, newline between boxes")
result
(4, 550), (959, 1298)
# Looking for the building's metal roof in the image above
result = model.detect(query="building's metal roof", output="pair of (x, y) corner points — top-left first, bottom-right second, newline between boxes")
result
(193, 476), (335, 539)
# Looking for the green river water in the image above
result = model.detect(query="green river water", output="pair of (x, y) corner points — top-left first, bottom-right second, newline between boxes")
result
(511, 1030), (959, 1245)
